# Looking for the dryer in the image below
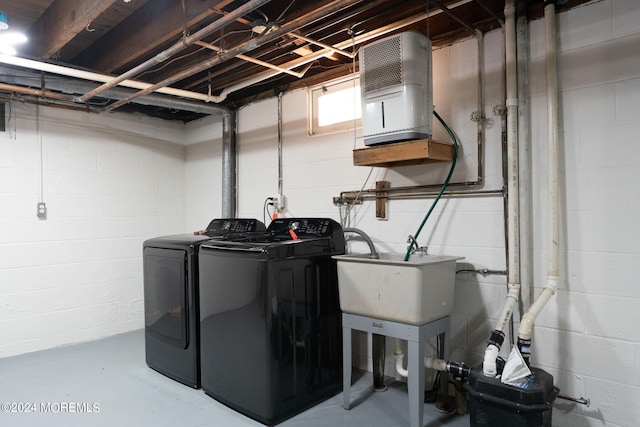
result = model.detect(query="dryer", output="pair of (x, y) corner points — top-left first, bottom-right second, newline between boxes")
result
(143, 218), (265, 388)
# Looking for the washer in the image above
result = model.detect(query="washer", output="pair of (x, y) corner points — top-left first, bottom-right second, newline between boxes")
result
(143, 218), (265, 388)
(198, 218), (345, 425)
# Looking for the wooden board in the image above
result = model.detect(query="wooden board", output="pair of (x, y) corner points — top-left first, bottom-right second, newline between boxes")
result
(353, 139), (454, 167)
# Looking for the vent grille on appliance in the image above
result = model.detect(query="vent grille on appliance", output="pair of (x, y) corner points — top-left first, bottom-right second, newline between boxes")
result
(362, 36), (402, 94)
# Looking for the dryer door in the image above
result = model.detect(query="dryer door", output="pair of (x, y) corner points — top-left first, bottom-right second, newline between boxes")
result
(143, 247), (188, 349)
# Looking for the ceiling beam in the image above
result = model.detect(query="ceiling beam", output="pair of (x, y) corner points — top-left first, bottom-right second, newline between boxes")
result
(73, 0), (235, 73)
(27, 0), (118, 58)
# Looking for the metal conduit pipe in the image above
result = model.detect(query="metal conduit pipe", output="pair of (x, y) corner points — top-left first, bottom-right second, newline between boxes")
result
(102, 0), (365, 112)
(277, 92), (284, 199)
(221, 109), (237, 218)
(77, 0), (273, 102)
(338, 189), (503, 203)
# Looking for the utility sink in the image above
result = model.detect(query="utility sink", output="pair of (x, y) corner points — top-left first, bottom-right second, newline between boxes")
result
(333, 253), (463, 325)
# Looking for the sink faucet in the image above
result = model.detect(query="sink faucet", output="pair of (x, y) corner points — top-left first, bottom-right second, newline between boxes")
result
(406, 235), (428, 255)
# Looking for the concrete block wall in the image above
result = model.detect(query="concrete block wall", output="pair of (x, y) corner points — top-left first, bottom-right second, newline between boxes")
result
(0, 1), (634, 426)
(525, 1), (640, 425)
(0, 104), (187, 357)
(183, 1), (639, 425)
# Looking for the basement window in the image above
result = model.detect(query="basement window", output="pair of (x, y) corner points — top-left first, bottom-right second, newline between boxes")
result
(308, 76), (361, 136)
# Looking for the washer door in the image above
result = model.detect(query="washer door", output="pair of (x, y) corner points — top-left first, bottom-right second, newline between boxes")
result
(143, 247), (188, 349)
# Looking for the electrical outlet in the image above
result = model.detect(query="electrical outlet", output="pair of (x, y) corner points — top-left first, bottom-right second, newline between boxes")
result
(37, 202), (47, 219)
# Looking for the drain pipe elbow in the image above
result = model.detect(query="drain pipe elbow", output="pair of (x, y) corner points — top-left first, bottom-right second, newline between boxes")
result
(482, 330), (505, 377)
(343, 228), (379, 259)
(517, 275), (559, 364)
(206, 91), (228, 103)
(393, 338), (408, 378)
(394, 353), (408, 378)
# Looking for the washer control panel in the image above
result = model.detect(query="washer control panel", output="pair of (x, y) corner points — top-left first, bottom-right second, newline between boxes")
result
(267, 218), (337, 239)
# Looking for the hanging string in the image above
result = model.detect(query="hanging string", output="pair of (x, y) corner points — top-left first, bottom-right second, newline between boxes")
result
(181, 0), (189, 38)
(426, 0), (431, 39)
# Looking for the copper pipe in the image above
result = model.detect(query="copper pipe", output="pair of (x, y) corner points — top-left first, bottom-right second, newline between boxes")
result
(0, 83), (72, 101)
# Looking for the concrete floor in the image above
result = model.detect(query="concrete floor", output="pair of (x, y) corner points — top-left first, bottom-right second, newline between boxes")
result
(0, 330), (470, 427)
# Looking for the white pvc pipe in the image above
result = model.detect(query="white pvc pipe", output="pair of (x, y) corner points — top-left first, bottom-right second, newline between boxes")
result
(425, 357), (447, 372)
(394, 339), (408, 378)
(482, 0), (521, 377)
(518, 0), (560, 342)
(0, 54), (215, 103)
(545, 2), (560, 280)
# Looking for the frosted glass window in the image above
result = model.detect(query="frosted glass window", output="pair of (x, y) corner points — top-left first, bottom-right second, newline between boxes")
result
(308, 76), (361, 136)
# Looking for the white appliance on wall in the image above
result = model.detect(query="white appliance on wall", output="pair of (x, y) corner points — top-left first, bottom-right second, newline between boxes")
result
(359, 31), (433, 146)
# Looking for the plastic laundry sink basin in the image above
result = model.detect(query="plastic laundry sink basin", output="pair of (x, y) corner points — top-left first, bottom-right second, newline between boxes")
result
(333, 253), (463, 325)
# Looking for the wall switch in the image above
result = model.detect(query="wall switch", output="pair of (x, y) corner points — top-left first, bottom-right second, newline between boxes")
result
(37, 202), (47, 219)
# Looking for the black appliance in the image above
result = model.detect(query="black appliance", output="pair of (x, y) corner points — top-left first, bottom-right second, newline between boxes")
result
(198, 218), (345, 425)
(143, 218), (265, 388)
(465, 367), (559, 427)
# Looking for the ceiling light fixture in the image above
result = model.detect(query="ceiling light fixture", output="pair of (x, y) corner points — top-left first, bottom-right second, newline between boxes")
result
(0, 11), (28, 56)
(0, 11), (9, 30)
(0, 32), (27, 55)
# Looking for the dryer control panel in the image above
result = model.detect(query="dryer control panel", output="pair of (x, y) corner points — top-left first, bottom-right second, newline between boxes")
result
(205, 218), (266, 234)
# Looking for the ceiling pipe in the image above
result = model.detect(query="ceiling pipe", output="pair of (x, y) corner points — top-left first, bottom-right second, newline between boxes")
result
(0, 54), (218, 103)
(2, 0), (474, 110)
(207, 0), (475, 103)
(76, 0), (272, 103)
(0, 82), (74, 102)
(194, 40), (309, 78)
(290, 33), (356, 58)
(0, 65), (229, 116)
(182, 0), (392, 91)
(101, 0), (365, 112)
